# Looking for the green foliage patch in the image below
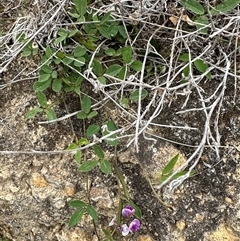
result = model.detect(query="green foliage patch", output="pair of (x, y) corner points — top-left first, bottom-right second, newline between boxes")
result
(180, 0), (240, 33)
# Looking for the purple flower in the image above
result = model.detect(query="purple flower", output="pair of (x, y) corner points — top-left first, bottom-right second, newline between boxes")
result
(120, 224), (129, 236)
(120, 219), (141, 236)
(122, 205), (135, 219)
(129, 219), (140, 232)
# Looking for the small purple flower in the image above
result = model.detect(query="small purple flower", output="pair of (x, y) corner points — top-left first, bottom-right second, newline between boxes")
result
(122, 205), (135, 219)
(120, 219), (141, 236)
(129, 219), (140, 232)
(120, 224), (130, 236)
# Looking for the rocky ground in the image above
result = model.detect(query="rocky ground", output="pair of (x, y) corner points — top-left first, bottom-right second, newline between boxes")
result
(1, 1), (240, 241)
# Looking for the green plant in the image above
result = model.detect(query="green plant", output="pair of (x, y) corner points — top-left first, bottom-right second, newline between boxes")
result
(17, 33), (39, 57)
(159, 154), (194, 183)
(68, 199), (98, 227)
(180, 0), (240, 33)
(23, 0), (147, 238)
(26, 2), (146, 121)
(179, 53), (212, 80)
(77, 95), (98, 120)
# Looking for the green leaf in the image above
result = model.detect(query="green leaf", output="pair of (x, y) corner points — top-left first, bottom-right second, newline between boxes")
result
(68, 11), (80, 19)
(75, 150), (82, 164)
(131, 60), (143, 71)
(93, 145), (104, 159)
(86, 124), (100, 137)
(194, 59), (212, 80)
(98, 76), (106, 85)
(206, 72), (212, 80)
(67, 143), (78, 150)
(122, 46), (132, 64)
(172, 171), (189, 180)
(100, 12), (111, 25)
(211, 0), (240, 15)
(150, 38), (160, 52)
(74, 57), (85, 67)
(69, 29), (79, 38)
(102, 120), (118, 146)
(105, 48), (115, 56)
(118, 25), (127, 38)
(159, 174), (170, 183)
(78, 138), (89, 146)
(87, 110), (98, 119)
(81, 39), (97, 51)
(195, 15), (209, 34)
(81, 95), (91, 114)
(77, 111), (87, 119)
(159, 170), (195, 183)
(34, 79), (51, 92)
(41, 65), (52, 74)
(74, 46), (86, 57)
(68, 200), (85, 208)
(54, 58), (60, 65)
(38, 73), (51, 82)
(180, 0), (205, 15)
(45, 108), (56, 120)
(56, 51), (66, 59)
(69, 209), (85, 227)
(52, 78), (62, 92)
(78, 160), (98, 172)
(74, 87), (81, 96)
(120, 97), (129, 108)
(162, 154), (179, 176)
(54, 36), (67, 45)
(62, 56), (74, 65)
(105, 64), (122, 77)
(183, 66), (190, 77)
(194, 59), (208, 73)
(32, 47), (38, 56)
(116, 47), (124, 55)
(73, 0), (87, 16)
(58, 28), (68, 37)
(117, 66), (127, 80)
(26, 108), (43, 119)
(108, 22), (118, 37)
(37, 92), (47, 108)
(92, 59), (103, 76)
(51, 71), (58, 79)
(179, 53), (190, 62)
(45, 46), (53, 58)
(129, 89), (148, 102)
(102, 229), (113, 240)
(21, 49), (32, 57)
(86, 205), (98, 221)
(100, 159), (111, 174)
(99, 26), (111, 39)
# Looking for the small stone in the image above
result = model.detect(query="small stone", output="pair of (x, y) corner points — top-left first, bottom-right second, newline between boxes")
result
(137, 234), (155, 241)
(61, 229), (92, 241)
(64, 183), (76, 196)
(225, 197), (233, 204)
(195, 213), (205, 222)
(53, 199), (65, 209)
(31, 173), (49, 188)
(9, 182), (19, 193)
(176, 219), (186, 230)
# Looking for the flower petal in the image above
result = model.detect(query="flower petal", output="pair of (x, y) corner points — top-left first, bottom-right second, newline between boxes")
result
(109, 215), (116, 226)
(120, 224), (130, 236)
(122, 205), (135, 218)
(129, 219), (140, 232)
